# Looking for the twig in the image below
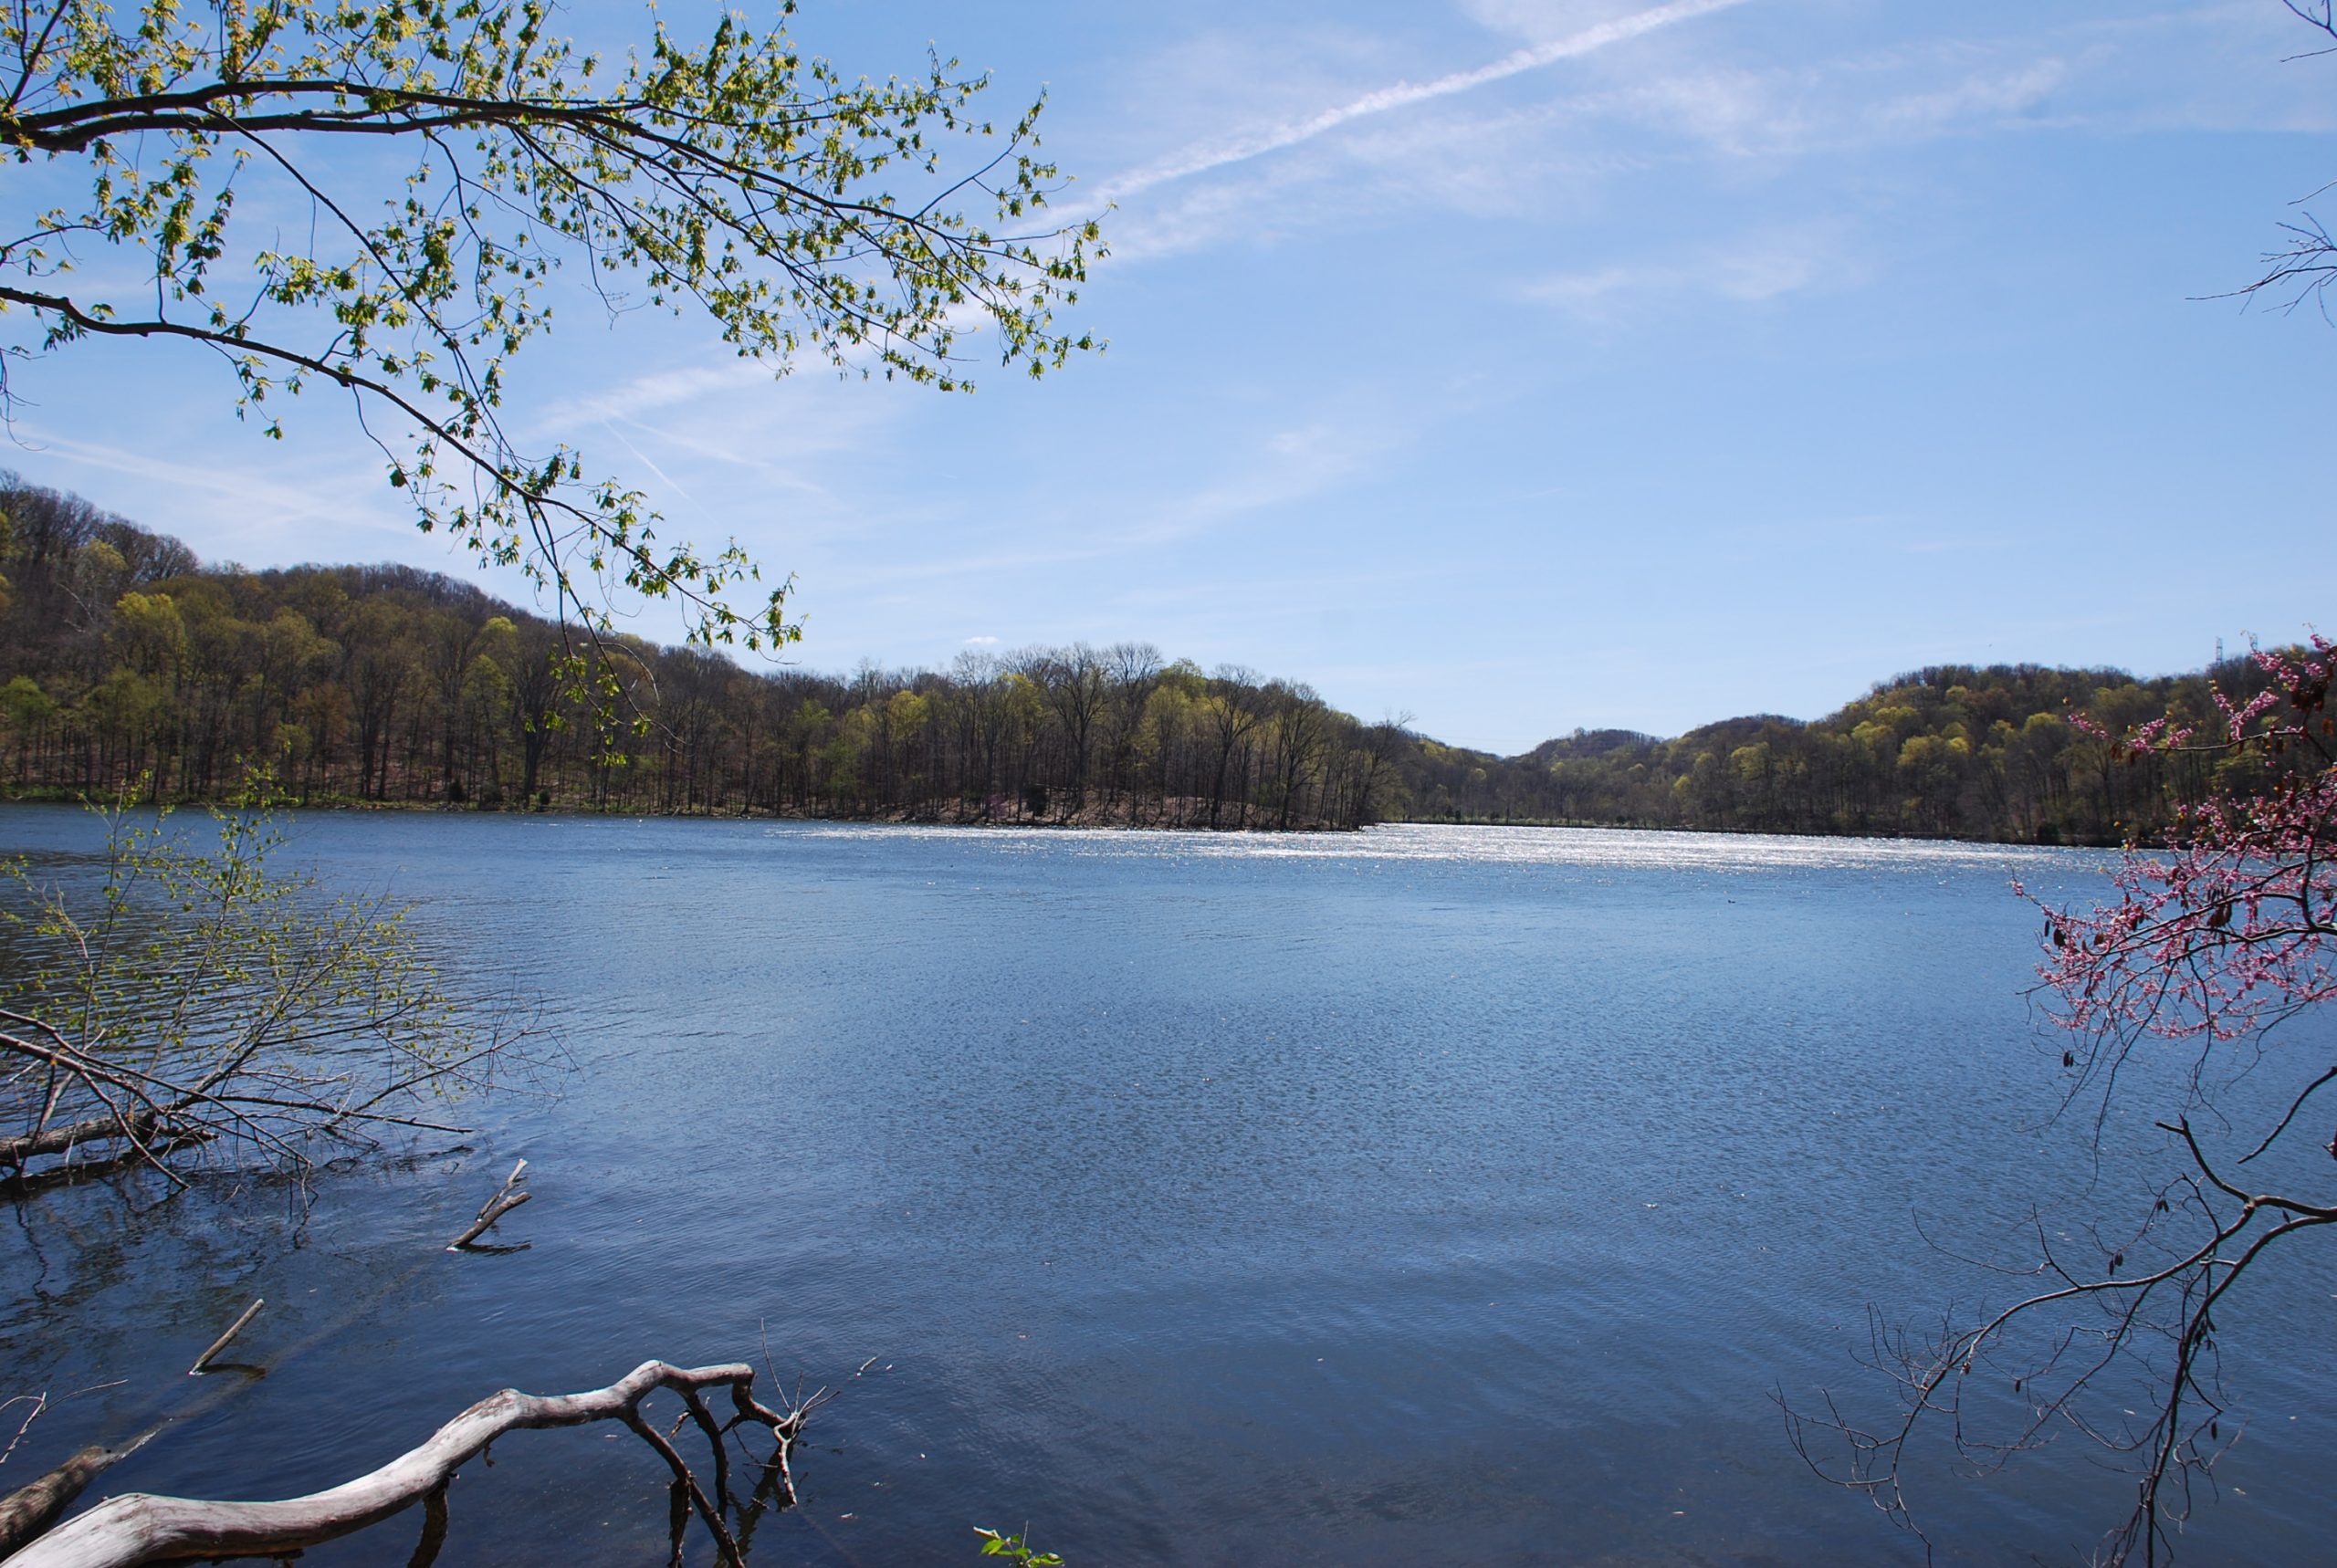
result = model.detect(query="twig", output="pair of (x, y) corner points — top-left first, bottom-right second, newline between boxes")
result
(188, 1299), (266, 1376)
(0, 1392), (49, 1469)
(446, 1159), (530, 1251)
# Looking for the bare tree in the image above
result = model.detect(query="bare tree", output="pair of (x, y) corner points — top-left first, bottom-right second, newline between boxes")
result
(1204, 666), (1268, 829)
(1264, 682), (1328, 830)
(1350, 712), (1416, 828)
(1, 787), (533, 1195)
(2213, 5), (2337, 314)
(1030, 644), (1109, 817)
(1790, 639), (2337, 1564)
(1099, 642), (1166, 813)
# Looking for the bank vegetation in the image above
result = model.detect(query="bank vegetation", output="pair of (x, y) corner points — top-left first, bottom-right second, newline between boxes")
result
(0, 478), (2310, 843)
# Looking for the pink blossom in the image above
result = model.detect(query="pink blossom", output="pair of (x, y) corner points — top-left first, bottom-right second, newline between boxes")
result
(2031, 635), (2337, 1044)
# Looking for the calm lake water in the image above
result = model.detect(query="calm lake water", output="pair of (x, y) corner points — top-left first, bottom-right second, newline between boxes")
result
(3, 811), (2332, 1565)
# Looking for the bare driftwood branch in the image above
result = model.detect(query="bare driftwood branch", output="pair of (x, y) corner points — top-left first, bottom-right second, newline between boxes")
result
(445, 1161), (529, 1250)
(7, 1360), (823, 1568)
(185, 1302), (265, 1378)
(0, 1433), (157, 1561)
(0, 1111), (196, 1175)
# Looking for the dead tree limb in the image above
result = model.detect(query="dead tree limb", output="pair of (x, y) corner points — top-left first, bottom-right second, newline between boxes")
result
(0, 1432), (156, 1561)
(6, 1360), (816, 1568)
(0, 1112), (202, 1178)
(184, 1302), (265, 1378)
(444, 1161), (529, 1251)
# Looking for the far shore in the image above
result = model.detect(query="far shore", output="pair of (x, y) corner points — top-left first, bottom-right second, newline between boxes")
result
(0, 788), (2123, 850)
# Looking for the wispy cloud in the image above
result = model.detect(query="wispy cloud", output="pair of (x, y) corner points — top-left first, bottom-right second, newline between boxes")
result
(17, 430), (332, 513)
(598, 421), (697, 504)
(531, 360), (772, 434)
(1121, 39), (2094, 271)
(1871, 57), (2067, 135)
(1575, 48), (2074, 162)
(1100, 0), (1755, 200)
(1523, 222), (1862, 317)
(524, 354), (908, 521)
(13, 428), (410, 546)
(813, 402), (1409, 598)
(1095, 15), (2087, 267)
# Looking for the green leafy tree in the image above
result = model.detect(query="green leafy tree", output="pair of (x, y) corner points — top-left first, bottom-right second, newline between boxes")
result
(0, 671), (53, 778)
(0, 0), (1101, 656)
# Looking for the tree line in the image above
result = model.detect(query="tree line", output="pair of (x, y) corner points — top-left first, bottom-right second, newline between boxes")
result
(0, 476), (2305, 841)
(1512, 650), (2302, 844)
(0, 479), (1413, 828)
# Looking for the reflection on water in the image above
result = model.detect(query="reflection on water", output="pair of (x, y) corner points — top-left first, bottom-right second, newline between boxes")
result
(802, 819), (2077, 873)
(0, 810), (2327, 1566)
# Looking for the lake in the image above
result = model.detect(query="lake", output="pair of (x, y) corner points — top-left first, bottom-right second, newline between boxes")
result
(3, 811), (2332, 1565)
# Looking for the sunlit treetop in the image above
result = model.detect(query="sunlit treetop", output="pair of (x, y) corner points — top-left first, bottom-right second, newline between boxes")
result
(0, 0), (1104, 672)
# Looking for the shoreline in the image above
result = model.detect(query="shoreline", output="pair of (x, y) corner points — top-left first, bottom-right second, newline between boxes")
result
(0, 789), (2126, 850)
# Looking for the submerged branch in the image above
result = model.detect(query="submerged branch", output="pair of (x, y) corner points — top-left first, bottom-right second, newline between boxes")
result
(7, 1360), (816, 1568)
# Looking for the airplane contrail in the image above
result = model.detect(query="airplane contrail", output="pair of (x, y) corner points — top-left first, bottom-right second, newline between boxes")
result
(1102, 0), (1755, 201)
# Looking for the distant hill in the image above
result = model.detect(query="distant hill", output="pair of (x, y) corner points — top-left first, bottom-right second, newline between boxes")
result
(0, 474), (2305, 842)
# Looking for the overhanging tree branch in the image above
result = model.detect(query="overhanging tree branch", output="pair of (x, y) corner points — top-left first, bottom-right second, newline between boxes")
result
(0, 0), (1105, 719)
(1791, 636), (2337, 1565)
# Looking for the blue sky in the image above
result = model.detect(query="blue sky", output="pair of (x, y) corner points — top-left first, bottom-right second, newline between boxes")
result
(9, 0), (2336, 751)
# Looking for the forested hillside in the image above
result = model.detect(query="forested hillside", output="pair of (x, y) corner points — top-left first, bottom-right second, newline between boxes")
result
(0, 476), (2302, 841)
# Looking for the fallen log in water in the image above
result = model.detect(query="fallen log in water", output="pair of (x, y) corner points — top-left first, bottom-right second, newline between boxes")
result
(4, 1360), (823, 1568)
(0, 1431), (156, 1563)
